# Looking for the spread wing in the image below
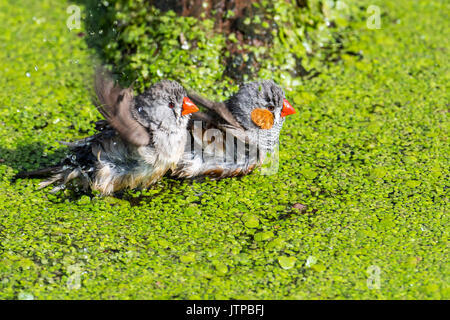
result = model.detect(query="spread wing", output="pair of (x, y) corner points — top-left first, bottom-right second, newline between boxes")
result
(94, 68), (151, 146)
(187, 90), (244, 130)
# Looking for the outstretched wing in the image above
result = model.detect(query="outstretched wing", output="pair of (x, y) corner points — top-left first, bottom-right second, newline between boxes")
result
(94, 68), (151, 146)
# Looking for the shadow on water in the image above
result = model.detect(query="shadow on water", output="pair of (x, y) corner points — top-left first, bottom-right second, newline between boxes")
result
(0, 142), (66, 175)
(0, 143), (85, 202)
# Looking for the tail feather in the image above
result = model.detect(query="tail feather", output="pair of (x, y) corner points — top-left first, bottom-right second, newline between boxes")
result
(38, 172), (64, 189)
(17, 164), (91, 193)
(15, 165), (62, 179)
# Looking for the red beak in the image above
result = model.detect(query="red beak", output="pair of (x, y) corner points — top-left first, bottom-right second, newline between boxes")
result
(181, 97), (199, 116)
(281, 99), (296, 117)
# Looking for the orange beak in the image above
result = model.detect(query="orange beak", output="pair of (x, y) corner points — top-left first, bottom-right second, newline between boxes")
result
(181, 97), (199, 116)
(281, 99), (296, 117)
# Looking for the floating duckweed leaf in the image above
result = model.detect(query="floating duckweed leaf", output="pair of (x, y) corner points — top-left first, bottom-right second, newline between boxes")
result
(311, 264), (326, 272)
(430, 167), (442, 177)
(294, 92), (316, 105)
(405, 180), (421, 188)
(403, 156), (417, 164)
(77, 195), (91, 205)
(158, 239), (170, 248)
(254, 231), (274, 241)
(267, 238), (285, 250)
(301, 168), (317, 180)
(278, 256), (296, 270)
(371, 167), (387, 179)
(406, 256), (421, 267)
(215, 264), (228, 275)
(379, 217), (395, 228)
(180, 252), (196, 263)
(241, 213), (260, 228)
(424, 284), (439, 294)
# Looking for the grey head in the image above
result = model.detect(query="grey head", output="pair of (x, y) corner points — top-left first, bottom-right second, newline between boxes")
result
(225, 80), (294, 152)
(133, 80), (198, 135)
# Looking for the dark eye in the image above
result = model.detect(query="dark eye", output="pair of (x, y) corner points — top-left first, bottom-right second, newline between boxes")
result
(267, 105), (275, 112)
(169, 102), (175, 109)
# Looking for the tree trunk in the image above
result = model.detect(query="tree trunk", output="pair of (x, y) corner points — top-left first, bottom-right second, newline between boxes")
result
(150, 0), (275, 80)
(152, 0), (259, 32)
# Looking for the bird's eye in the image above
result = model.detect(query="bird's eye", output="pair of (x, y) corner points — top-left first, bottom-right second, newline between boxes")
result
(169, 102), (175, 109)
(267, 105), (275, 112)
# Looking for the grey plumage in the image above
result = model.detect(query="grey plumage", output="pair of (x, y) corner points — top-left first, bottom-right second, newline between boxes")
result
(18, 70), (198, 195)
(172, 80), (294, 179)
(225, 80), (286, 152)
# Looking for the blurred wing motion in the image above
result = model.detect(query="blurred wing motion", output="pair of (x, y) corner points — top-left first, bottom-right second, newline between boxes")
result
(94, 69), (150, 146)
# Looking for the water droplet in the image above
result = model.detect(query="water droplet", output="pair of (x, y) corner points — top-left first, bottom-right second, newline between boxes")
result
(18, 292), (34, 300)
(138, 107), (143, 113)
(34, 66), (38, 71)
(26, 72), (31, 77)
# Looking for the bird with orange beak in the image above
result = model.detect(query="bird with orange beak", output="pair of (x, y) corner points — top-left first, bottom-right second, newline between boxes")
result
(17, 69), (199, 195)
(172, 80), (296, 179)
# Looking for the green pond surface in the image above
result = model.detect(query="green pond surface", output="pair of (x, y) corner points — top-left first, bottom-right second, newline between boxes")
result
(0, 0), (448, 299)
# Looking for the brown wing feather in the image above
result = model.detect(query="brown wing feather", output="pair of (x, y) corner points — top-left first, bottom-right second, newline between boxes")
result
(187, 90), (244, 130)
(94, 68), (151, 146)
(189, 112), (216, 126)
